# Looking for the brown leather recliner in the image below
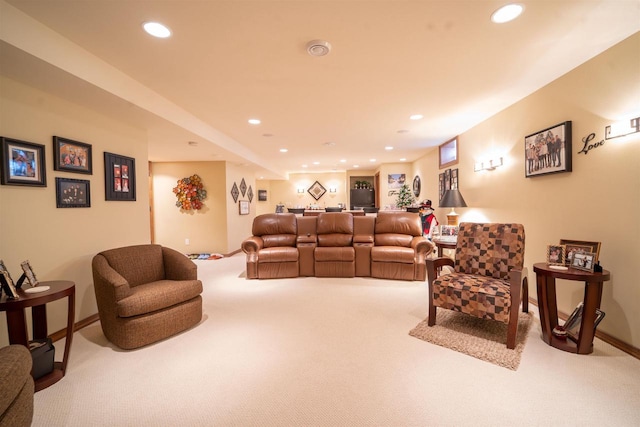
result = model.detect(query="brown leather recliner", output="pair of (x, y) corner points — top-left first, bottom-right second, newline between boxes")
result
(242, 213), (299, 279)
(371, 212), (432, 281)
(314, 212), (355, 277)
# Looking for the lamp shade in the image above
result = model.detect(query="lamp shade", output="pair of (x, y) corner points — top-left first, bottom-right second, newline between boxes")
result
(440, 189), (468, 208)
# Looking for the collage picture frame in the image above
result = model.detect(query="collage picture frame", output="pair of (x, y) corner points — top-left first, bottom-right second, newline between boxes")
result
(104, 152), (136, 201)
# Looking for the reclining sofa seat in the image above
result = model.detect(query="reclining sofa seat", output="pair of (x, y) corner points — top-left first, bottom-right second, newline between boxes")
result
(92, 244), (203, 349)
(242, 213), (299, 279)
(314, 212), (356, 277)
(371, 211), (431, 281)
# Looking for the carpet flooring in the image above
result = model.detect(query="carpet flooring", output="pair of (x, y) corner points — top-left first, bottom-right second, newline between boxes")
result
(409, 311), (533, 370)
(32, 254), (640, 426)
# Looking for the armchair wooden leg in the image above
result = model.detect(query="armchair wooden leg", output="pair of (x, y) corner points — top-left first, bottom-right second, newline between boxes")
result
(506, 308), (519, 349)
(522, 277), (529, 313)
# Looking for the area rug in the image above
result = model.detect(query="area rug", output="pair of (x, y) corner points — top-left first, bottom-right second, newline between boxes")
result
(409, 310), (534, 370)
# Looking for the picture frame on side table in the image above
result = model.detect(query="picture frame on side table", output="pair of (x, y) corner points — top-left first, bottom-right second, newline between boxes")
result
(56, 177), (91, 208)
(439, 137), (458, 169)
(571, 251), (596, 272)
(19, 260), (39, 287)
(564, 302), (606, 341)
(525, 121), (572, 178)
(559, 239), (601, 266)
(0, 267), (19, 299)
(0, 137), (47, 187)
(547, 245), (566, 265)
(53, 136), (92, 174)
(104, 152), (136, 201)
(239, 200), (250, 215)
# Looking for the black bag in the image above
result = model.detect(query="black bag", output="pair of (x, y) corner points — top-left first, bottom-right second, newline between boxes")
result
(29, 338), (55, 379)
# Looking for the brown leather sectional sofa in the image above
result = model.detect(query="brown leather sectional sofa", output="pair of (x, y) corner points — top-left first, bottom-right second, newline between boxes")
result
(242, 212), (433, 281)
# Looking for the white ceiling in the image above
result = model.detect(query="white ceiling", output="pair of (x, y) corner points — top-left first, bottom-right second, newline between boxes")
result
(1, 0), (639, 179)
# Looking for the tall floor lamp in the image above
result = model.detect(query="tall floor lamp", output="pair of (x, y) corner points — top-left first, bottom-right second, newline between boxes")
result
(440, 189), (467, 226)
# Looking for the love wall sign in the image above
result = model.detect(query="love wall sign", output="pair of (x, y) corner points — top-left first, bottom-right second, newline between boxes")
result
(578, 133), (605, 155)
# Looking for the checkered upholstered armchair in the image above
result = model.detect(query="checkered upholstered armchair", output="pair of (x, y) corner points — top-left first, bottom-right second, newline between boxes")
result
(426, 223), (528, 349)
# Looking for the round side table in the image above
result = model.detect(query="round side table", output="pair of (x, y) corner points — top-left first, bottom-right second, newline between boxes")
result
(0, 280), (75, 391)
(533, 263), (610, 354)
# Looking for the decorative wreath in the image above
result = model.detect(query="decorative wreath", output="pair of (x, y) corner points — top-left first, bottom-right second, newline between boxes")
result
(173, 174), (207, 210)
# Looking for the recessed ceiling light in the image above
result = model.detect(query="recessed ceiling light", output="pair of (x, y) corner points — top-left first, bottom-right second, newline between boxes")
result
(143, 22), (171, 38)
(248, 119), (261, 125)
(313, 161), (320, 165)
(410, 114), (423, 120)
(340, 159), (346, 163)
(491, 4), (524, 23)
(353, 165), (359, 168)
(279, 148), (288, 153)
(385, 146), (393, 151)
(400, 158), (407, 161)
(369, 159), (376, 162)
(306, 40), (332, 57)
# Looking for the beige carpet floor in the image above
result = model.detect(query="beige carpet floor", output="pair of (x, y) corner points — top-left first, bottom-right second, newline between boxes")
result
(409, 310), (533, 370)
(33, 254), (640, 426)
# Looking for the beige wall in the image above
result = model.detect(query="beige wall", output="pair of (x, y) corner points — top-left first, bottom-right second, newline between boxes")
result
(415, 33), (640, 347)
(0, 77), (150, 346)
(151, 161), (254, 254)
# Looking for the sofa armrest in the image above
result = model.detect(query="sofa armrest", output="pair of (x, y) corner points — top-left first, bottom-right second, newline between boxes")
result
(242, 236), (264, 253)
(162, 246), (198, 280)
(411, 236), (432, 254)
(92, 254), (131, 302)
(353, 234), (374, 244)
(297, 234), (317, 244)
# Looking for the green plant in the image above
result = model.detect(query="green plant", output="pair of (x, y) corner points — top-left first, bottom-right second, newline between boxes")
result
(395, 183), (415, 208)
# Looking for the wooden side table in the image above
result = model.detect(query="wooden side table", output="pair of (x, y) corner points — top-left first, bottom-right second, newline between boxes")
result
(533, 263), (610, 354)
(0, 280), (75, 391)
(432, 239), (456, 257)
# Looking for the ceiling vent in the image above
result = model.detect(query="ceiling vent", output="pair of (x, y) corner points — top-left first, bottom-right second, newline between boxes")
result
(306, 40), (331, 57)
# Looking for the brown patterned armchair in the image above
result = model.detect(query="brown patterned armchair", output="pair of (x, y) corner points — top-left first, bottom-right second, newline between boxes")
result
(426, 223), (528, 349)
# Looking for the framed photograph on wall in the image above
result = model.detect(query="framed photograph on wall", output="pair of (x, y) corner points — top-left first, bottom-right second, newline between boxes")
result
(104, 152), (136, 201)
(444, 169), (451, 191)
(56, 177), (91, 208)
(258, 189), (267, 201)
(439, 137), (458, 169)
(239, 200), (250, 215)
(0, 137), (47, 187)
(438, 173), (445, 202)
(53, 136), (92, 174)
(387, 174), (405, 189)
(525, 121), (572, 177)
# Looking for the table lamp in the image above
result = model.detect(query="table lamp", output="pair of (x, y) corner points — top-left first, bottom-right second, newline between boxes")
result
(439, 189), (467, 226)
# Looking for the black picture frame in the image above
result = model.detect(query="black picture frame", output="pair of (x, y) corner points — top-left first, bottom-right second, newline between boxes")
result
(307, 181), (326, 200)
(239, 200), (250, 215)
(438, 173), (445, 202)
(258, 189), (267, 201)
(104, 152), (136, 201)
(19, 260), (39, 288)
(412, 175), (421, 198)
(0, 137), (47, 187)
(53, 136), (92, 174)
(525, 121), (572, 178)
(56, 177), (91, 208)
(0, 259), (19, 299)
(564, 302), (606, 341)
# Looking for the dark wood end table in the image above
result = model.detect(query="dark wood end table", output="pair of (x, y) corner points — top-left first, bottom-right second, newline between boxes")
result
(533, 263), (610, 355)
(0, 280), (75, 391)
(432, 238), (457, 257)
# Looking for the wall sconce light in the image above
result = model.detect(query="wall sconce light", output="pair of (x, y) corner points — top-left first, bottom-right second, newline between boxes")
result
(329, 187), (337, 193)
(297, 188), (305, 193)
(605, 117), (640, 139)
(474, 157), (503, 172)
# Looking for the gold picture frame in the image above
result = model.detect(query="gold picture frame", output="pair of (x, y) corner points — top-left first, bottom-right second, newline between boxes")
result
(559, 239), (601, 266)
(547, 245), (566, 265)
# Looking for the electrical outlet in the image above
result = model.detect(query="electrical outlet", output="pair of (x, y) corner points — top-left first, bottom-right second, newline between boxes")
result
(185, 238), (190, 245)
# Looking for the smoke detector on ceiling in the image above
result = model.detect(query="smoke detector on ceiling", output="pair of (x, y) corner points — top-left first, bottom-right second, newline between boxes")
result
(306, 40), (331, 57)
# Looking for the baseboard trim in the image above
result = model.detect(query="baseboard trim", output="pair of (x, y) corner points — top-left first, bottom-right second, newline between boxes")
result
(528, 297), (639, 360)
(49, 313), (100, 342)
(50, 300), (639, 361)
(225, 248), (242, 257)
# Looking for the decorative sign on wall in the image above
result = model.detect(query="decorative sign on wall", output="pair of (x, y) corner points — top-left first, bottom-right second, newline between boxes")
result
(578, 133), (605, 155)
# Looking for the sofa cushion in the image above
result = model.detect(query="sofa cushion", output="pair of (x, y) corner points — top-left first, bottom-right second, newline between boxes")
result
(315, 247), (355, 261)
(374, 233), (413, 247)
(262, 234), (296, 248)
(258, 247), (299, 263)
(117, 279), (203, 318)
(371, 246), (416, 263)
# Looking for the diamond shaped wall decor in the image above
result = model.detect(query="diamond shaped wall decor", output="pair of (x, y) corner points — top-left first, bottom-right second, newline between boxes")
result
(230, 182), (239, 202)
(307, 181), (326, 200)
